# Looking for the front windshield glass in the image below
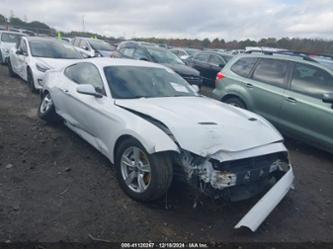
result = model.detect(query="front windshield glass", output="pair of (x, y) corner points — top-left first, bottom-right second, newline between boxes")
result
(30, 40), (82, 59)
(146, 47), (184, 64)
(185, 48), (199, 55)
(104, 66), (196, 99)
(88, 39), (114, 51)
(1, 33), (23, 43)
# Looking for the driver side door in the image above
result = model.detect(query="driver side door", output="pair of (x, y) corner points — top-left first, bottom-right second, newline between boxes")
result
(58, 62), (111, 153)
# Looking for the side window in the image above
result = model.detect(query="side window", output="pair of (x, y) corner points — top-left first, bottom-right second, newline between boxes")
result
(122, 48), (135, 57)
(194, 53), (210, 62)
(65, 63), (105, 95)
(178, 50), (186, 57)
(133, 48), (148, 60)
(252, 59), (289, 86)
(18, 39), (28, 54)
(74, 39), (80, 46)
(209, 55), (223, 65)
(231, 57), (258, 78)
(79, 40), (89, 50)
(291, 63), (333, 98)
(171, 50), (179, 56)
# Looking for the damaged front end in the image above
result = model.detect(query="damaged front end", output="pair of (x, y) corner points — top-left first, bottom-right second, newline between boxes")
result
(173, 147), (294, 231)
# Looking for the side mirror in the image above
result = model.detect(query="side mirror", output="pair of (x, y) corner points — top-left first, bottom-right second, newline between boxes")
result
(84, 46), (90, 51)
(191, 84), (200, 93)
(16, 49), (23, 55)
(322, 93), (333, 107)
(139, 57), (148, 61)
(219, 63), (225, 68)
(76, 84), (103, 98)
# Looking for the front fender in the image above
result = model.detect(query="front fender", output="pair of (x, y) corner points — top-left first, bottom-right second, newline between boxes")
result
(110, 111), (180, 163)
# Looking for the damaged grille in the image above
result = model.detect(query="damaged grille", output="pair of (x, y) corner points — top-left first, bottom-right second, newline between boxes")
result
(211, 152), (288, 185)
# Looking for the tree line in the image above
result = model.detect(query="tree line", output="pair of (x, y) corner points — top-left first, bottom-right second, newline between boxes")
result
(1, 13), (332, 55)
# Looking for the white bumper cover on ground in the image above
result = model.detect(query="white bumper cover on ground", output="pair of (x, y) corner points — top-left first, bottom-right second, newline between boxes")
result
(234, 166), (295, 232)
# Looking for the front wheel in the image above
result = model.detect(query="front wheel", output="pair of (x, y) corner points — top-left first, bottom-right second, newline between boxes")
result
(223, 97), (246, 109)
(38, 92), (61, 123)
(27, 68), (37, 93)
(8, 59), (16, 77)
(115, 138), (173, 202)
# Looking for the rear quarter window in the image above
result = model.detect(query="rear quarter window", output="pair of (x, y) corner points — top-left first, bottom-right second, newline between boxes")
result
(230, 57), (257, 77)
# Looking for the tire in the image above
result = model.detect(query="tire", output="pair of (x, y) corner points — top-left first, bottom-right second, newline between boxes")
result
(0, 51), (3, 64)
(38, 92), (61, 123)
(223, 97), (246, 109)
(27, 68), (37, 93)
(115, 138), (173, 202)
(8, 59), (16, 77)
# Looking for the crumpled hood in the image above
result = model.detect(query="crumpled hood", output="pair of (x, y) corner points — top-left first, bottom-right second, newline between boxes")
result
(115, 96), (283, 156)
(36, 58), (82, 70)
(162, 63), (200, 76)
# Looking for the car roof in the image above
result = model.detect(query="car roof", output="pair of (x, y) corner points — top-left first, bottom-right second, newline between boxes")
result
(25, 37), (59, 42)
(82, 57), (171, 70)
(229, 54), (333, 72)
(0, 31), (25, 36)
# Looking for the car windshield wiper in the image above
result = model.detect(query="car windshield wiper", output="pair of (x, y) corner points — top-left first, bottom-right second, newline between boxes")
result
(125, 95), (148, 99)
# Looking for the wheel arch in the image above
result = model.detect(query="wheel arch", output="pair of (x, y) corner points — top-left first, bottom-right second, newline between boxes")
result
(112, 133), (179, 165)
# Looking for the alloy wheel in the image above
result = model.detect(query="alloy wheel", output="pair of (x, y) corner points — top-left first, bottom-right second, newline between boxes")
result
(120, 146), (152, 193)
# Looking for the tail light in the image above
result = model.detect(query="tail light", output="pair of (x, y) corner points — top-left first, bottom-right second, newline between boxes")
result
(216, 72), (225, 80)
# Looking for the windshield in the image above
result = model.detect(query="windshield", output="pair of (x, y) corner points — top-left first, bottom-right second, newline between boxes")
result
(221, 54), (232, 62)
(104, 66), (196, 99)
(1, 33), (23, 43)
(185, 48), (199, 56)
(146, 47), (184, 64)
(30, 40), (82, 59)
(88, 39), (114, 51)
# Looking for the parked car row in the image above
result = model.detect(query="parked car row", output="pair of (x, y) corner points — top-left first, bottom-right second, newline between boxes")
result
(4, 36), (296, 232)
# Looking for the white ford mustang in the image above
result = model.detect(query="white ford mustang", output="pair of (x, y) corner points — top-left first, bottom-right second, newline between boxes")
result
(39, 58), (294, 232)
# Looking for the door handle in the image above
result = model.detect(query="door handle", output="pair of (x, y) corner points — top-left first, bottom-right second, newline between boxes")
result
(245, 83), (254, 88)
(61, 89), (69, 94)
(286, 97), (297, 103)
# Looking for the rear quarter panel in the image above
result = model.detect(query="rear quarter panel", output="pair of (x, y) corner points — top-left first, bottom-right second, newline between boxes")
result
(213, 69), (255, 110)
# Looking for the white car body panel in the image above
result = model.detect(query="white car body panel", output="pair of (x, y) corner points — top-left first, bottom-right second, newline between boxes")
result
(235, 166), (295, 231)
(42, 58), (294, 232)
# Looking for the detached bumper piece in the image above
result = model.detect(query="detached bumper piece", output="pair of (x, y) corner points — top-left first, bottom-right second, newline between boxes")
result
(234, 166), (294, 232)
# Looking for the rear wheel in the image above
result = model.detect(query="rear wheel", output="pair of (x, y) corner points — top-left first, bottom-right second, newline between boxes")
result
(38, 92), (61, 123)
(115, 138), (173, 202)
(27, 68), (37, 93)
(223, 97), (246, 109)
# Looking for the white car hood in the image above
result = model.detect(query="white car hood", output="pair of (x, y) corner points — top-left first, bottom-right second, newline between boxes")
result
(115, 96), (283, 156)
(35, 58), (81, 70)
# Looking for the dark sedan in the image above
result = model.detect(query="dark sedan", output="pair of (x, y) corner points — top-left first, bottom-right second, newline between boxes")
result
(187, 51), (232, 87)
(112, 42), (202, 87)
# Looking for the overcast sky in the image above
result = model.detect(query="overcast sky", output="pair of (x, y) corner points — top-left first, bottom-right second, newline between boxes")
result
(1, 0), (333, 40)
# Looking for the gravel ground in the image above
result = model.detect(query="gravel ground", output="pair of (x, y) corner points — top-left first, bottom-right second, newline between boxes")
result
(0, 64), (332, 243)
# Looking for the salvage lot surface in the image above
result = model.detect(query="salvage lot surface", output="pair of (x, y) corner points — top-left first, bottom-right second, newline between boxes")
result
(0, 64), (332, 242)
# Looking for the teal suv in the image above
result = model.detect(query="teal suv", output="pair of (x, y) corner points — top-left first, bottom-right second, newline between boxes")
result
(213, 54), (333, 154)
